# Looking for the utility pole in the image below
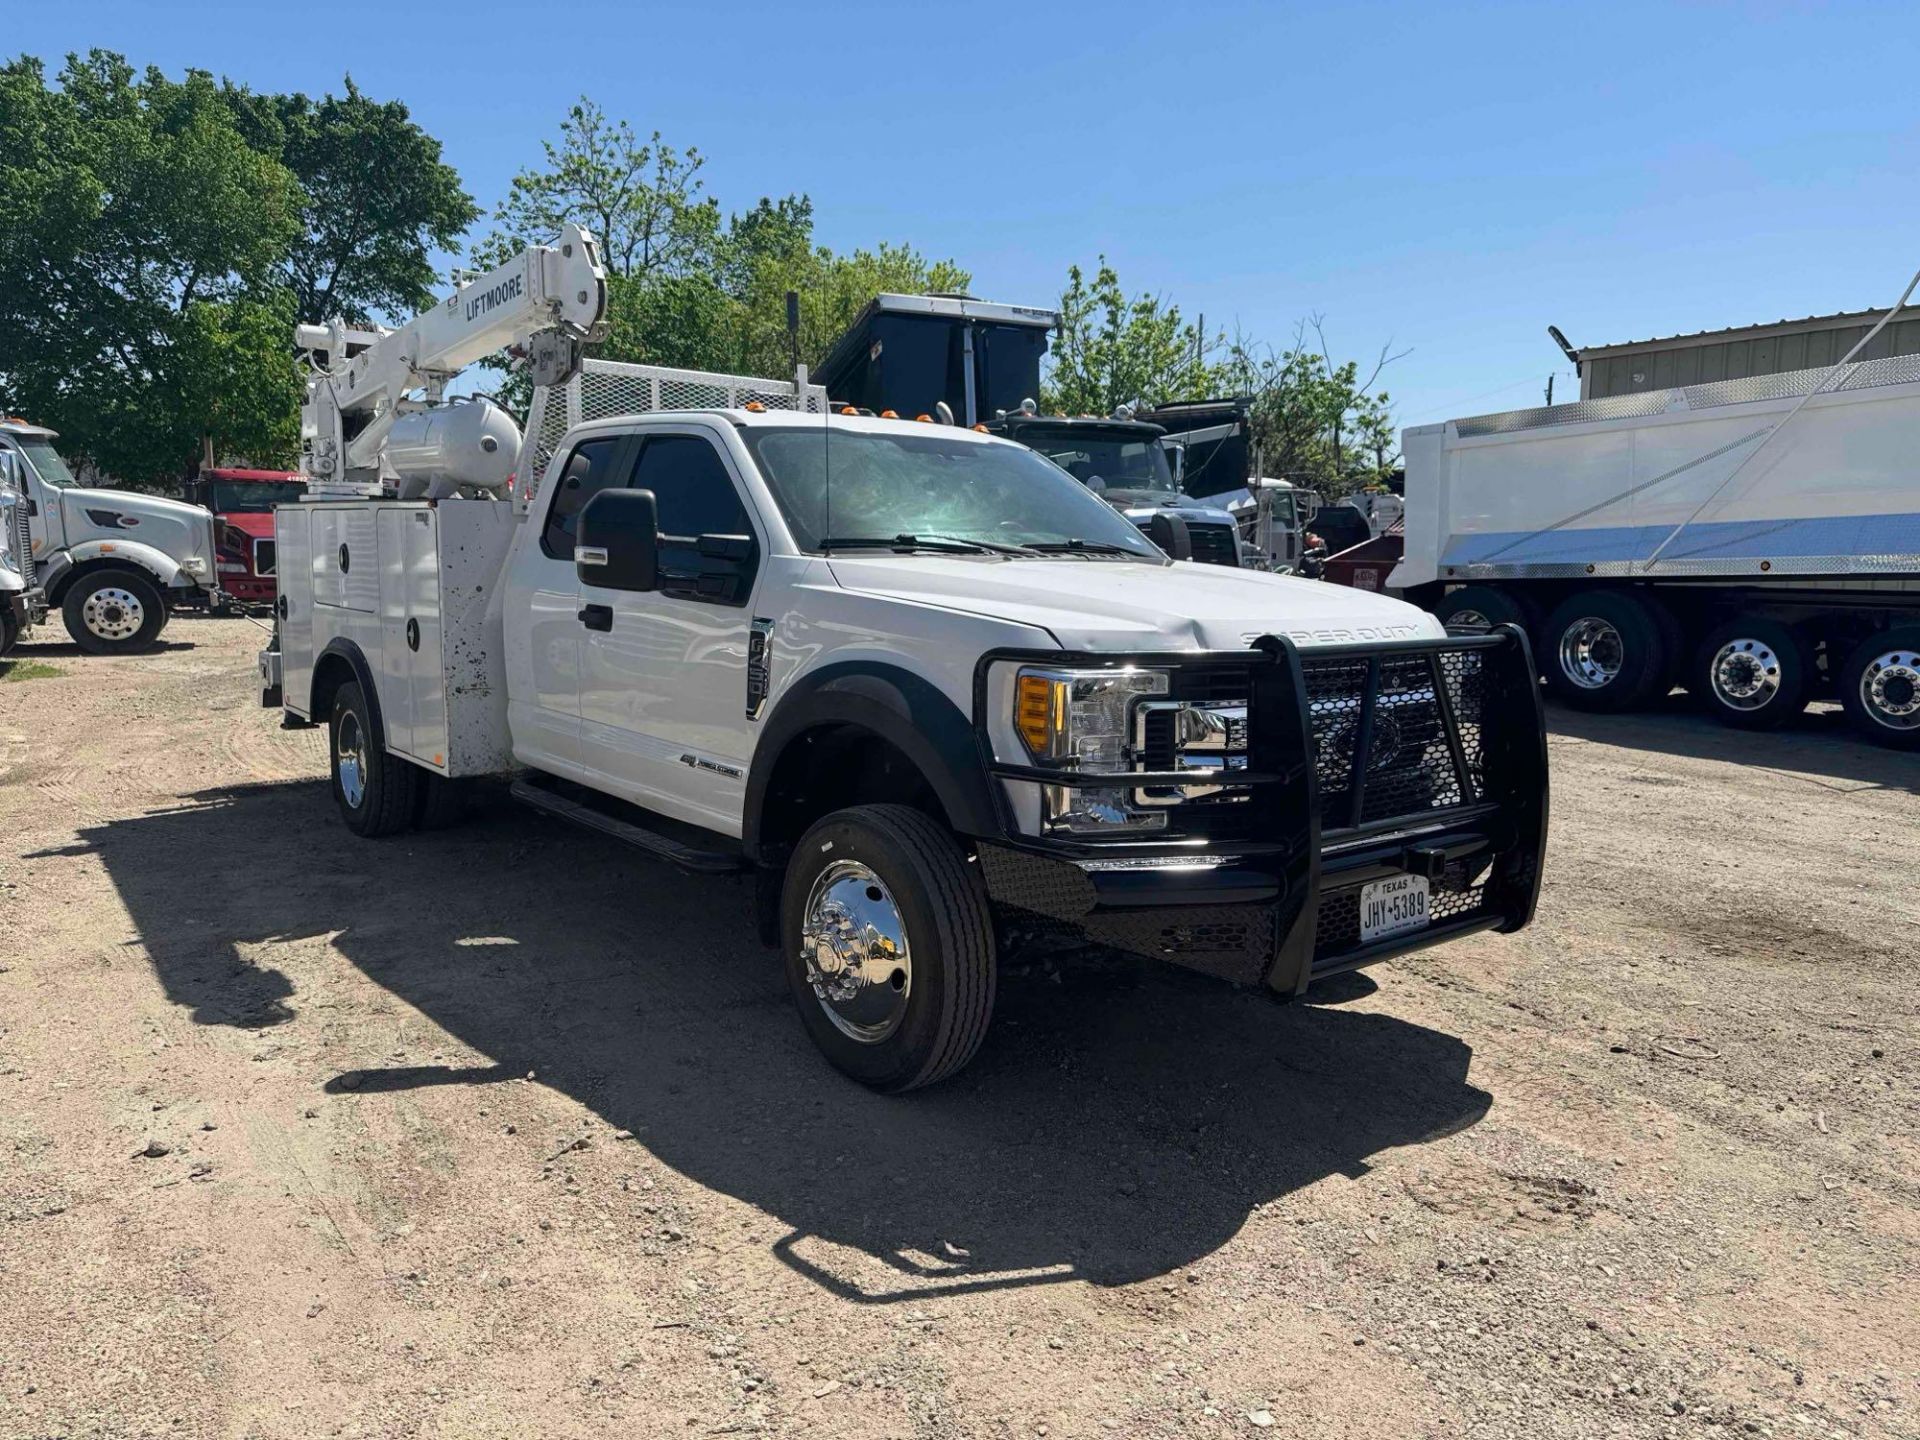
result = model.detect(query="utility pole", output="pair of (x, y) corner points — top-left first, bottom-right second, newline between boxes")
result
(1545, 374), (1555, 406)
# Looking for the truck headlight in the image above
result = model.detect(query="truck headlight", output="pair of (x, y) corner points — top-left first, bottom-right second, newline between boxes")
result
(180, 555), (208, 576)
(1009, 667), (1169, 834)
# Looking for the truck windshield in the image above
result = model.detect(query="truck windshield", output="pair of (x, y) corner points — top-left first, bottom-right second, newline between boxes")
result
(208, 481), (306, 512)
(1030, 432), (1177, 494)
(18, 440), (79, 489)
(743, 426), (1164, 559)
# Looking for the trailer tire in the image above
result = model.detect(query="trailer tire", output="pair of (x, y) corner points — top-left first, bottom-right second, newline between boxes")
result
(1837, 626), (1920, 749)
(1647, 596), (1687, 695)
(1435, 585), (1535, 640)
(1542, 590), (1668, 711)
(1694, 618), (1809, 730)
(781, 804), (996, 1092)
(61, 568), (167, 655)
(329, 680), (418, 837)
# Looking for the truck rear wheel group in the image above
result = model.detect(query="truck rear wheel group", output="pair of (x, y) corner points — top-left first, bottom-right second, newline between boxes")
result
(1441, 585), (1920, 749)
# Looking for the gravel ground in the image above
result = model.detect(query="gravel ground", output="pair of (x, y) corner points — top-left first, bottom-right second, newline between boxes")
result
(1, 614), (1915, 1440)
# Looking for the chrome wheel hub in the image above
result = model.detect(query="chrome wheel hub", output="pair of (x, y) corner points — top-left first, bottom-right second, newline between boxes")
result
(1860, 648), (1920, 730)
(1710, 638), (1782, 711)
(1447, 608), (1490, 631)
(1558, 617), (1624, 690)
(82, 586), (144, 641)
(336, 711), (368, 808)
(800, 860), (912, 1043)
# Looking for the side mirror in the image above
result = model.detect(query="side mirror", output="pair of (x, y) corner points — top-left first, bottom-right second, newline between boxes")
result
(1167, 443), (1186, 485)
(0, 450), (16, 500)
(576, 488), (659, 592)
(1144, 510), (1192, 561)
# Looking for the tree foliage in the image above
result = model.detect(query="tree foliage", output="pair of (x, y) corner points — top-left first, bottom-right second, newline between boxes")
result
(1042, 259), (1222, 415)
(0, 51), (303, 485)
(1220, 318), (1406, 499)
(223, 77), (477, 324)
(476, 100), (969, 401)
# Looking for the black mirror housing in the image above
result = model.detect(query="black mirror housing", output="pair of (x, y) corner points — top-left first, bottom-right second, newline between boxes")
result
(577, 488), (660, 591)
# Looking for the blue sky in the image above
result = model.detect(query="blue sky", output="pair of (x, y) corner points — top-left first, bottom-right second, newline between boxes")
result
(13, 0), (1920, 430)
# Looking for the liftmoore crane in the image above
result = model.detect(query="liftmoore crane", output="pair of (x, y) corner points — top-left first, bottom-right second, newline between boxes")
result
(295, 224), (609, 499)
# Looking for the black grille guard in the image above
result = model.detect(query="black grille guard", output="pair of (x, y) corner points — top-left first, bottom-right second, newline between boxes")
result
(971, 626), (1550, 994)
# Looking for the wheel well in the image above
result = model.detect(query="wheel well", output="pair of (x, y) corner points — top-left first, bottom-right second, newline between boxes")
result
(47, 558), (167, 608)
(755, 724), (946, 858)
(309, 652), (359, 728)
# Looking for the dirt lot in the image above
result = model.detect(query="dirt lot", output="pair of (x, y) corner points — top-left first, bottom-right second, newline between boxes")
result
(1, 614), (1915, 1440)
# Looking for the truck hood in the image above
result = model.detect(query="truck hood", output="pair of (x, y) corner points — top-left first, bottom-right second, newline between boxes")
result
(824, 555), (1442, 650)
(59, 486), (217, 576)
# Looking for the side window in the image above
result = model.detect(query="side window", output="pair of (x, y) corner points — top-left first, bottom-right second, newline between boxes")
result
(541, 435), (627, 559)
(628, 434), (757, 604)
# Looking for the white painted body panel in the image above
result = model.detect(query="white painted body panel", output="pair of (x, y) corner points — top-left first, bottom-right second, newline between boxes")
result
(1394, 364), (1920, 589)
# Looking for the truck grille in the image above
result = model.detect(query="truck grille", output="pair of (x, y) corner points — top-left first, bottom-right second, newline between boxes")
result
(1302, 648), (1486, 831)
(1129, 644), (1492, 840)
(1186, 522), (1238, 566)
(253, 537), (276, 576)
(10, 495), (29, 573)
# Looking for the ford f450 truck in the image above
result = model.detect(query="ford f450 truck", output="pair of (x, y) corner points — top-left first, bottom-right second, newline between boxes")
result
(263, 235), (1547, 1090)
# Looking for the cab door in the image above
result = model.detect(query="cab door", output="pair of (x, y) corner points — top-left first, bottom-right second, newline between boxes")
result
(575, 427), (763, 836)
(501, 431), (638, 773)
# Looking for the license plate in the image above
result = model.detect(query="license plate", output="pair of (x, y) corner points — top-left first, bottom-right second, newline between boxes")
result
(1360, 873), (1430, 943)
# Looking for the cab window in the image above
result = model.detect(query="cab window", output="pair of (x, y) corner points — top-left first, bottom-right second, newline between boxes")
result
(627, 434), (757, 605)
(541, 436), (628, 559)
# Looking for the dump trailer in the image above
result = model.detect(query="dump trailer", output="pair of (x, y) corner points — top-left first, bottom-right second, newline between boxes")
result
(1396, 351), (1920, 746)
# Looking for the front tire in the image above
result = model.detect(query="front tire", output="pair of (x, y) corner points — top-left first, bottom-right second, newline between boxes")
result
(329, 680), (418, 836)
(780, 804), (996, 1092)
(0, 607), (18, 658)
(1542, 590), (1669, 711)
(62, 569), (166, 655)
(1837, 626), (1920, 750)
(1694, 618), (1809, 730)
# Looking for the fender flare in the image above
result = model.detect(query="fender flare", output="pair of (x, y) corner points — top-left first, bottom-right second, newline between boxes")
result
(48, 540), (188, 603)
(742, 661), (998, 860)
(308, 638), (388, 748)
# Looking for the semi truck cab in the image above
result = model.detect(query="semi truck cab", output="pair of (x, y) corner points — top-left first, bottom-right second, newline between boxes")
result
(986, 411), (1244, 565)
(0, 418), (225, 653)
(182, 468), (306, 607)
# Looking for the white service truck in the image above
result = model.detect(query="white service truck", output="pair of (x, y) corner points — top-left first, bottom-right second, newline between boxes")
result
(0, 417), (225, 652)
(263, 230), (1548, 1090)
(1397, 350), (1920, 747)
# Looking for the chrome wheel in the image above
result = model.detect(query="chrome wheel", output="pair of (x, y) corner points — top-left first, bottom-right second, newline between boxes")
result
(800, 859), (912, 1043)
(82, 586), (145, 642)
(1709, 637), (1782, 712)
(336, 709), (368, 808)
(1558, 617), (1624, 690)
(1447, 608), (1491, 631)
(1858, 647), (1920, 732)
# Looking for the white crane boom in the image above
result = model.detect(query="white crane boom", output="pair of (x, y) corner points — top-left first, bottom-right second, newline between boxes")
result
(296, 224), (608, 496)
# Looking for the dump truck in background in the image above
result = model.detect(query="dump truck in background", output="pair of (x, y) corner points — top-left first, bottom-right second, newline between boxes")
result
(181, 467), (306, 607)
(1393, 352), (1920, 747)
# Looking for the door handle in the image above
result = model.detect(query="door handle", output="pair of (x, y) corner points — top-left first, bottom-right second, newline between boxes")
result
(579, 603), (613, 632)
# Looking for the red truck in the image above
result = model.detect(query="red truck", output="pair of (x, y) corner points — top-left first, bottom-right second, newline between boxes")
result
(182, 468), (305, 607)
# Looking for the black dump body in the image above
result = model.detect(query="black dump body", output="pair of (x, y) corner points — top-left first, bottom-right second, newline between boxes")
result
(973, 628), (1549, 995)
(813, 295), (1055, 425)
(1136, 397), (1253, 502)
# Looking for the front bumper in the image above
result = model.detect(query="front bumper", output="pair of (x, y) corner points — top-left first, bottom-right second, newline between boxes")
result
(973, 628), (1548, 995)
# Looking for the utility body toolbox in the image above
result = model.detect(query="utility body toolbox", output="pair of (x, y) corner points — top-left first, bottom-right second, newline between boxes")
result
(270, 498), (516, 775)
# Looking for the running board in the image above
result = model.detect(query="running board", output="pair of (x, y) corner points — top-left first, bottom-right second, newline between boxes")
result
(510, 779), (745, 875)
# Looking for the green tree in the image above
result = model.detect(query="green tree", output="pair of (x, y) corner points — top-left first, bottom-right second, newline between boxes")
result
(477, 99), (720, 280)
(1043, 259), (1222, 415)
(475, 102), (968, 399)
(223, 77), (477, 324)
(0, 51), (303, 486)
(1221, 318), (1405, 500)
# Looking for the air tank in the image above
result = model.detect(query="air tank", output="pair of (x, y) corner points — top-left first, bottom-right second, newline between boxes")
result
(385, 397), (522, 499)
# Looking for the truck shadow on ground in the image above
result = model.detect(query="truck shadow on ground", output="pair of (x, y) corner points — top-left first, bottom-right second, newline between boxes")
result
(1546, 691), (1920, 795)
(65, 780), (1491, 1304)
